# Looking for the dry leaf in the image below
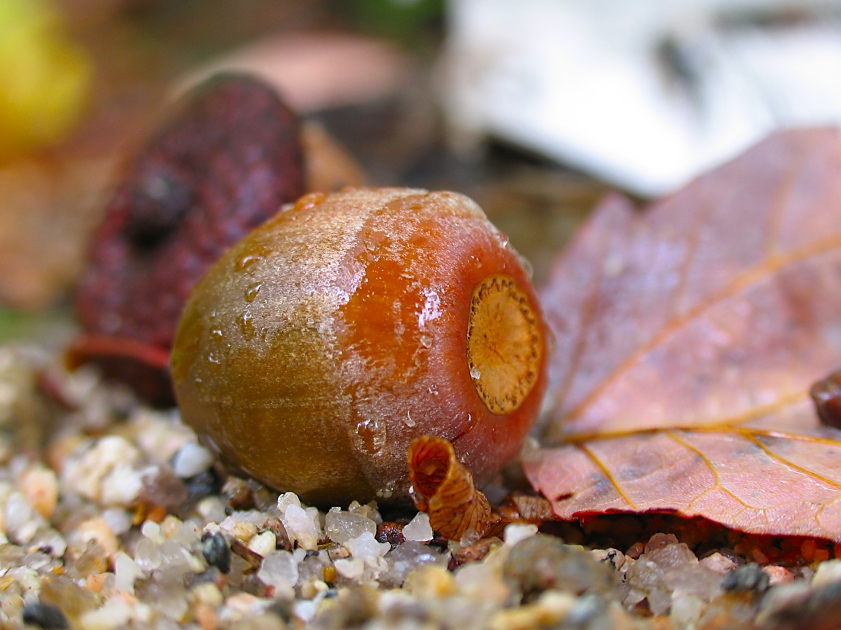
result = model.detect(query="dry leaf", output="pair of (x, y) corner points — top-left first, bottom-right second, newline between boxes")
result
(528, 128), (841, 540)
(408, 436), (494, 541)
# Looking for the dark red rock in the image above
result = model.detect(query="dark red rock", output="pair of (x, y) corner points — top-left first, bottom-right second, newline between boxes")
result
(810, 370), (841, 429)
(74, 74), (304, 405)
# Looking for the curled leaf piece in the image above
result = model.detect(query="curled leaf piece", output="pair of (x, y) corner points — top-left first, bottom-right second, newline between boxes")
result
(408, 435), (494, 541)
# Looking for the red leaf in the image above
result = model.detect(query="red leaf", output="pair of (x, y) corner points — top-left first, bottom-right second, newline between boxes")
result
(529, 128), (841, 540)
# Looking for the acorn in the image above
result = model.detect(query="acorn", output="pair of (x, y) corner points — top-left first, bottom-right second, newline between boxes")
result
(171, 188), (548, 505)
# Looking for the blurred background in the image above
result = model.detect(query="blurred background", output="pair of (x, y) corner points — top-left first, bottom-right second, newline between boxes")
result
(3, 0), (841, 344)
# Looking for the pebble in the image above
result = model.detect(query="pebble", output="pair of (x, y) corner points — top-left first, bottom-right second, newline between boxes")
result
(19, 467), (58, 520)
(248, 531), (277, 557)
(503, 534), (616, 601)
(0, 348), (837, 630)
(503, 523), (538, 547)
(172, 443), (215, 478)
(721, 563), (770, 593)
(202, 531), (231, 574)
(325, 508), (377, 544)
(73, 518), (118, 558)
(232, 521), (258, 544)
(700, 551), (739, 575)
(812, 559), (841, 587)
(763, 565), (795, 586)
(402, 512), (433, 542)
(257, 550), (298, 599)
(21, 602), (69, 629)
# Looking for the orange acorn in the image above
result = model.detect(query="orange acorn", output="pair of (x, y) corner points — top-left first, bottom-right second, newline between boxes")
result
(171, 188), (548, 505)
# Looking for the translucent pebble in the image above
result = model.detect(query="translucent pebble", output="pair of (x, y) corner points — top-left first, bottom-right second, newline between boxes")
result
(647, 587), (672, 616)
(646, 543), (697, 570)
(699, 552), (739, 576)
(334, 557), (365, 580)
(455, 561), (510, 602)
(297, 550), (331, 586)
(141, 521), (163, 543)
(157, 541), (194, 579)
(277, 492), (301, 514)
(160, 515), (181, 540)
(134, 538), (162, 574)
(382, 541), (446, 587)
(100, 464), (143, 507)
(503, 523), (537, 547)
(29, 528), (66, 558)
(136, 577), (188, 621)
(669, 565), (723, 601)
(5, 493), (38, 543)
(645, 533), (679, 553)
(196, 496), (227, 524)
(101, 509), (132, 536)
(248, 531), (277, 557)
(172, 443), (215, 478)
(671, 592), (704, 626)
(23, 551), (56, 572)
(258, 550), (299, 599)
(813, 559), (841, 587)
(325, 509), (376, 544)
(283, 505), (321, 550)
(348, 500), (382, 525)
(345, 532), (390, 560)
(293, 595), (325, 624)
(626, 557), (664, 593)
(114, 552), (141, 594)
(402, 512), (433, 542)
(80, 599), (133, 629)
(174, 521), (201, 548)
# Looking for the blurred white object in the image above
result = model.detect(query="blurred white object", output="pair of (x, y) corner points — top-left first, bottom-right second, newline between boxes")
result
(443, 0), (841, 195)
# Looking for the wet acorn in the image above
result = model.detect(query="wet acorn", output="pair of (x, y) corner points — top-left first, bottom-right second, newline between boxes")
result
(171, 188), (548, 505)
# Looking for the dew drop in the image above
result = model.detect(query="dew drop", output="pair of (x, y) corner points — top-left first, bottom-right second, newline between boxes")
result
(293, 192), (327, 212)
(235, 254), (263, 272)
(244, 282), (263, 303)
(207, 353), (220, 365)
(404, 410), (416, 428)
(355, 418), (387, 455)
(376, 482), (396, 499)
(237, 312), (256, 340)
(210, 327), (224, 339)
(419, 334), (432, 348)
(470, 367), (481, 380)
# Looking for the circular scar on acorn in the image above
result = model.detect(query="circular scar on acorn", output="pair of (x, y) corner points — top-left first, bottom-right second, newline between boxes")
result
(171, 187), (549, 506)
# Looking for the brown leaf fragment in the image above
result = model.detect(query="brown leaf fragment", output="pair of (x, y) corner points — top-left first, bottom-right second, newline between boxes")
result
(526, 428), (841, 541)
(447, 537), (502, 570)
(541, 128), (841, 441)
(497, 493), (556, 525)
(529, 128), (841, 540)
(408, 435), (495, 541)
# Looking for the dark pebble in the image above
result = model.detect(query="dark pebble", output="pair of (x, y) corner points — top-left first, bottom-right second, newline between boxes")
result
(376, 522), (406, 546)
(22, 603), (69, 629)
(202, 531), (231, 574)
(721, 563), (770, 594)
(184, 468), (223, 503)
(222, 476), (255, 510)
(758, 580), (841, 630)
